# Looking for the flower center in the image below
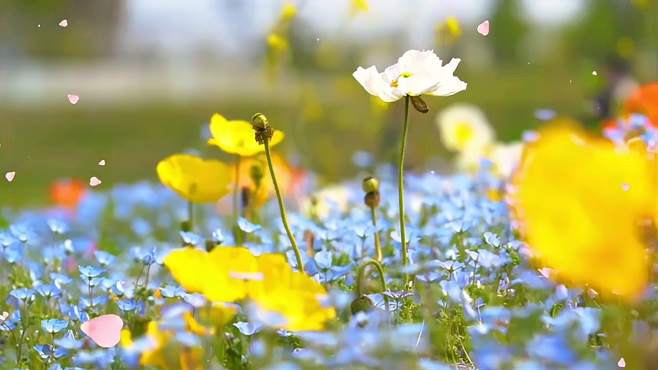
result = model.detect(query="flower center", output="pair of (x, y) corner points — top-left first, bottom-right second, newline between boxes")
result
(455, 122), (475, 148)
(390, 72), (413, 88)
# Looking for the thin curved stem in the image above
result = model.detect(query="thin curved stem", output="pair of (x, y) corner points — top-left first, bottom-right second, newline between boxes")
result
(370, 206), (383, 261)
(356, 258), (390, 312)
(264, 139), (304, 272)
(399, 96), (410, 283)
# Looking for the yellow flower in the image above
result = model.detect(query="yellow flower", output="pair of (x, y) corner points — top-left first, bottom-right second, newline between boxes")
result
(280, 3), (297, 21)
(140, 321), (204, 370)
(198, 302), (238, 328)
(249, 254), (336, 331)
(511, 124), (654, 301)
(163, 247), (209, 293)
(351, 0), (369, 14)
(164, 246), (258, 303)
(208, 113), (284, 157)
(156, 154), (233, 203)
(120, 329), (133, 349)
(164, 247), (336, 331)
(435, 17), (462, 46)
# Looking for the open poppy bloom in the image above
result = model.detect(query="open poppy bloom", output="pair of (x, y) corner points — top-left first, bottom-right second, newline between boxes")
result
(624, 83), (658, 126)
(156, 154), (233, 203)
(164, 246), (335, 331)
(511, 124), (654, 301)
(353, 49), (467, 102)
(208, 113), (284, 157)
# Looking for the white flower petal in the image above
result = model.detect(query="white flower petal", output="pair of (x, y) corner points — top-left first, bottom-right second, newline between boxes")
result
(352, 66), (401, 102)
(429, 76), (468, 96)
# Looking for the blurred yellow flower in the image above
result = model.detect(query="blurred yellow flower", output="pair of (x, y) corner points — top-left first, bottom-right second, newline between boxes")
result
(156, 154), (233, 203)
(164, 247), (335, 331)
(435, 17), (462, 46)
(208, 113), (284, 157)
(141, 321), (204, 370)
(280, 3), (297, 21)
(351, 0), (369, 14)
(511, 125), (654, 301)
(249, 254), (336, 331)
(164, 246), (258, 302)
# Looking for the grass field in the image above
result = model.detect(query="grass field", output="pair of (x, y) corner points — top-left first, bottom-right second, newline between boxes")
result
(0, 66), (590, 208)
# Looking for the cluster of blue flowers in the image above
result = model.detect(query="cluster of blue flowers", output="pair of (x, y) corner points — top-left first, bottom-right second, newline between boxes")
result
(0, 157), (650, 369)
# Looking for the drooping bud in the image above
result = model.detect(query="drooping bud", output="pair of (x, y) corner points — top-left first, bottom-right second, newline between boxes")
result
(410, 95), (429, 113)
(362, 176), (380, 193)
(350, 295), (374, 315)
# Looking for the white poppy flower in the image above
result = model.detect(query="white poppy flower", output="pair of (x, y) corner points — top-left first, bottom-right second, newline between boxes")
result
(436, 103), (494, 153)
(353, 50), (467, 102)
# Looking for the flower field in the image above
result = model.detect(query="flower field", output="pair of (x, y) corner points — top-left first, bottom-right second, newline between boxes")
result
(2, 1), (658, 369)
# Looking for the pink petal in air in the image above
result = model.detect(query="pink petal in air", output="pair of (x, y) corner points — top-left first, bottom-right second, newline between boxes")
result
(477, 20), (490, 36)
(80, 314), (123, 348)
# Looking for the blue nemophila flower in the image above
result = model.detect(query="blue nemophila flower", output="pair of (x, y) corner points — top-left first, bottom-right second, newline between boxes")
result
(180, 231), (204, 246)
(47, 219), (69, 235)
(34, 344), (68, 360)
(132, 247), (157, 265)
(238, 217), (262, 233)
(211, 228), (225, 244)
(35, 284), (62, 299)
(160, 285), (185, 298)
(42, 319), (68, 334)
(10, 288), (35, 302)
(79, 265), (105, 279)
(117, 299), (140, 312)
(94, 251), (116, 266)
(54, 330), (84, 350)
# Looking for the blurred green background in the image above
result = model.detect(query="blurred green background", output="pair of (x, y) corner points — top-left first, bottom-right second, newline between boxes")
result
(1, 0), (657, 207)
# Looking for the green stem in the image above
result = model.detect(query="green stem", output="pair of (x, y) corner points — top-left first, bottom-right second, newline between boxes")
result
(356, 258), (390, 312)
(264, 139), (304, 272)
(187, 200), (194, 231)
(370, 206), (383, 261)
(233, 155), (243, 244)
(398, 96), (410, 283)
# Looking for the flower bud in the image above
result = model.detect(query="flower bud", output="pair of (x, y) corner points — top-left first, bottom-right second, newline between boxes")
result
(350, 295), (373, 315)
(251, 113), (270, 129)
(250, 163), (264, 187)
(364, 191), (380, 208)
(410, 95), (429, 113)
(362, 176), (380, 193)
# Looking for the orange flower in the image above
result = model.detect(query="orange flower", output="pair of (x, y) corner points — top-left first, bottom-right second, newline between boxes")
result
(624, 83), (658, 125)
(233, 154), (306, 208)
(50, 179), (87, 210)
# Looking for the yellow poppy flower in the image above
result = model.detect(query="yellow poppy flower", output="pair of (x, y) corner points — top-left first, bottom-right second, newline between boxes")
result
(163, 247), (209, 293)
(249, 254), (336, 331)
(164, 247), (335, 331)
(164, 246), (258, 303)
(208, 113), (284, 157)
(204, 246), (259, 302)
(156, 154), (233, 203)
(140, 321), (204, 370)
(511, 124), (654, 301)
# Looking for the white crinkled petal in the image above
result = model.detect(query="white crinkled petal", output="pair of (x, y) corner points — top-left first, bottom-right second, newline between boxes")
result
(427, 58), (467, 96)
(353, 66), (401, 102)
